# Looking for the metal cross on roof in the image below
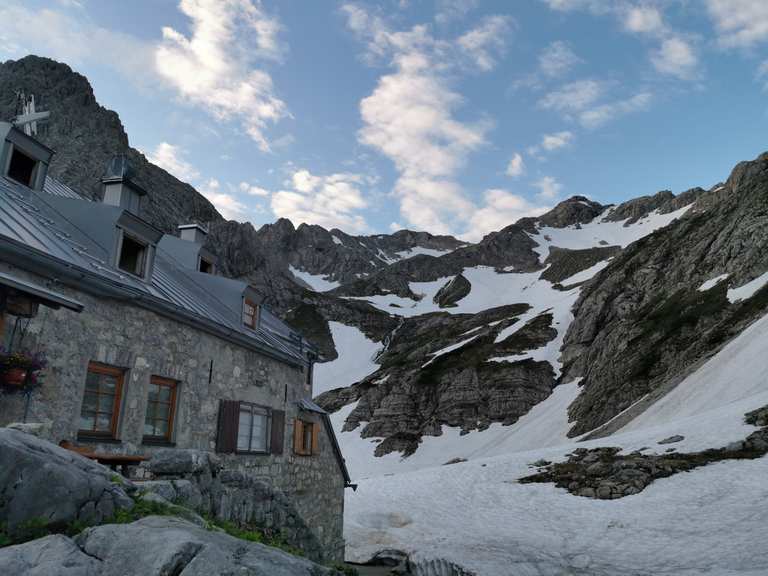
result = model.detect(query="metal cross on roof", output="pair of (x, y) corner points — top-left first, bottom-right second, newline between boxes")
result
(13, 91), (50, 136)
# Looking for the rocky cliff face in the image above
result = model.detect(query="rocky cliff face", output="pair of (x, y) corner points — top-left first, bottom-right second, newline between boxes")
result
(0, 56), (221, 233)
(560, 154), (768, 436)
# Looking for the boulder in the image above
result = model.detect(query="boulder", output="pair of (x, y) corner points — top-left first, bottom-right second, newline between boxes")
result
(74, 516), (340, 575)
(0, 535), (100, 576)
(149, 449), (219, 476)
(0, 429), (134, 533)
(433, 274), (471, 308)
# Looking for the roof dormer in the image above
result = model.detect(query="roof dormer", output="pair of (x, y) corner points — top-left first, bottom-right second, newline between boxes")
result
(0, 121), (52, 191)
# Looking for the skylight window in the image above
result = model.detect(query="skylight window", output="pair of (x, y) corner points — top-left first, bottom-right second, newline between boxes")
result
(7, 146), (38, 188)
(199, 256), (214, 274)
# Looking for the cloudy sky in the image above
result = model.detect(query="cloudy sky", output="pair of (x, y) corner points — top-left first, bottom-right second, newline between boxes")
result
(1, 1), (767, 240)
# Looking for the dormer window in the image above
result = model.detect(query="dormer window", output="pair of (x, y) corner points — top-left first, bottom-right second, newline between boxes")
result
(118, 233), (149, 278)
(243, 298), (259, 329)
(7, 145), (38, 188)
(199, 255), (214, 274)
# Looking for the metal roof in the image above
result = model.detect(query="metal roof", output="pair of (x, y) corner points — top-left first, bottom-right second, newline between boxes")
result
(0, 175), (307, 366)
(43, 176), (83, 200)
(0, 270), (84, 312)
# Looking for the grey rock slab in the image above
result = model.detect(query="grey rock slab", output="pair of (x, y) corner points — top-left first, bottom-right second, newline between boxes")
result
(75, 515), (339, 576)
(0, 534), (101, 576)
(0, 429), (133, 531)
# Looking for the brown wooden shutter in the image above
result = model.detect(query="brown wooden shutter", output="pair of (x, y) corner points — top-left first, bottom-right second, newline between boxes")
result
(311, 421), (320, 455)
(293, 419), (304, 455)
(215, 400), (239, 453)
(270, 409), (285, 455)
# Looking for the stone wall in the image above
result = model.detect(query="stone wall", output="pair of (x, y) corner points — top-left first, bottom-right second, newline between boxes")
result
(0, 262), (346, 562)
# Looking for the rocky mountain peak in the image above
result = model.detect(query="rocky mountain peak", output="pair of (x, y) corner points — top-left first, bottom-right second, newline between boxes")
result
(537, 196), (605, 228)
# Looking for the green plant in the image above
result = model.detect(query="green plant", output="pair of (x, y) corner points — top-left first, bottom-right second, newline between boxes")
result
(0, 524), (11, 548)
(110, 474), (124, 486)
(110, 499), (176, 524)
(15, 518), (51, 542)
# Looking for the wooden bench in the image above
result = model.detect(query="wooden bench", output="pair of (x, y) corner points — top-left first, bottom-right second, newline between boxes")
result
(60, 441), (148, 476)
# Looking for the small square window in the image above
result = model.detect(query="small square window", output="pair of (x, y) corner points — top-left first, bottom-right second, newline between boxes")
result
(199, 257), (214, 274)
(118, 234), (147, 277)
(293, 419), (318, 456)
(7, 147), (38, 188)
(243, 298), (259, 328)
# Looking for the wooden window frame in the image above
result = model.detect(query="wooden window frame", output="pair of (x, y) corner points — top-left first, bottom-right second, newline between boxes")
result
(142, 376), (178, 445)
(78, 362), (124, 440)
(235, 402), (271, 455)
(216, 400), (284, 455)
(293, 419), (320, 457)
(242, 298), (259, 329)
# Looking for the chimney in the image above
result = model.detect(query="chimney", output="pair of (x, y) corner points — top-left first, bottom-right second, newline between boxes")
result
(102, 155), (146, 214)
(178, 223), (208, 244)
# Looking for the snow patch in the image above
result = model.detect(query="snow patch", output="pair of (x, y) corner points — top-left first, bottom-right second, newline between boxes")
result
(288, 265), (341, 292)
(313, 322), (382, 396)
(698, 273), (729, 292)
(727, 271), (768, 303)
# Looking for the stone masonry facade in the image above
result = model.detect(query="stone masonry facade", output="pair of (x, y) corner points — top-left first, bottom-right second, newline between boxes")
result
(0, 261), (346, 563)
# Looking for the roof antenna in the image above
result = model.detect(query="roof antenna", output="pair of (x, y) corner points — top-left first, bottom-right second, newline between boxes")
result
(12, 90), (50, 136)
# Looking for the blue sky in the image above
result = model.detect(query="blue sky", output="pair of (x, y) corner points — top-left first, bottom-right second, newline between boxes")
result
(1, 1), (767, 240)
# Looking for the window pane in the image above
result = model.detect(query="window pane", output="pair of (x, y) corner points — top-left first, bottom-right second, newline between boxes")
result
(154, 420), (169, 437)
(158, 385), (173, 402)
(84, 372), (100, 392)
(81, 393), (98, 413)
(96, 413), (112, 432)
(98, 394), (115, 413)
(252, 413), (267, 451)
(147, 383), (159, 402)
(80, 412), (96, 431)
(101, 375), (118, 393)
(237, 409), (252, 451)
(143, 422), (155, 436)
(155, 402), (170, 420)
(303, 423), (313, 452)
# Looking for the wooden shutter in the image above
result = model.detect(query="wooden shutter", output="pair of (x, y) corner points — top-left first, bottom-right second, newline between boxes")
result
(311, 421), (320, 455)
(293, 419), (304, 455)
(215, 400), (239, 453)
(270, 409), (285, 455)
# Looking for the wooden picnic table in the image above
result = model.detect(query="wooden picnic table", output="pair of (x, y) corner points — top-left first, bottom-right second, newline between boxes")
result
(60, 441), (148, 476)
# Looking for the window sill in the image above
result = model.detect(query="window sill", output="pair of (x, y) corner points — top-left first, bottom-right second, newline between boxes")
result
(141, 437), (175, 447)
(234, 450), (270, 456)
(76, 433), (121, 444)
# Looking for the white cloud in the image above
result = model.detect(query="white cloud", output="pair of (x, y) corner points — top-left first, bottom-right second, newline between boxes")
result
(506, 153), (525, 177)
(538, 40), (581, 77)
(0, 2), (154, 82)
(533, 176), (562, 200)
(539, 80), (603, 112)
(651, 37), (698, 79)
(155, 0), (288, 152)
(541, 131), (574, 151)
(389, 221), (403, 232)
(465, 189), (550, 241)
(147, 142), (200, 182)
(579, 92), (652, 128)
(344, 4), (491, 234)
(706, 0), (768, 48)
(435, 0), (479, 24)
(624, 6), (664, 35)
(239, 182), (270, 197)
(457, 15), (512, 71)
(270, 169), (370, 232)
(200, 178), (248, 221)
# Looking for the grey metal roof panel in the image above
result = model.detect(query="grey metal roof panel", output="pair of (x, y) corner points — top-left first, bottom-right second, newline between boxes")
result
(298, 398), (327, 414)
(43, 176), (84, 200)
(0, 175), (306, 365)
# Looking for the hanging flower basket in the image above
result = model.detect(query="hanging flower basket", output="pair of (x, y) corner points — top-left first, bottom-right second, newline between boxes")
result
(0, 348), (46, 391)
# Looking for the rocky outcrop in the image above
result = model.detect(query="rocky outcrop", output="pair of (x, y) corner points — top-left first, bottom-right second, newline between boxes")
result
(139, 449), (328, 563)
(433, 274), (471, 308)
(519, 420), (768, 499)
(0, 517), (342, 576)
(536, 196), (604, 228)
(540, 246), (621, 285)
(316, 304), (557, 456)
(0, 429), (133, 533)
(560, 157), (768, 436)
